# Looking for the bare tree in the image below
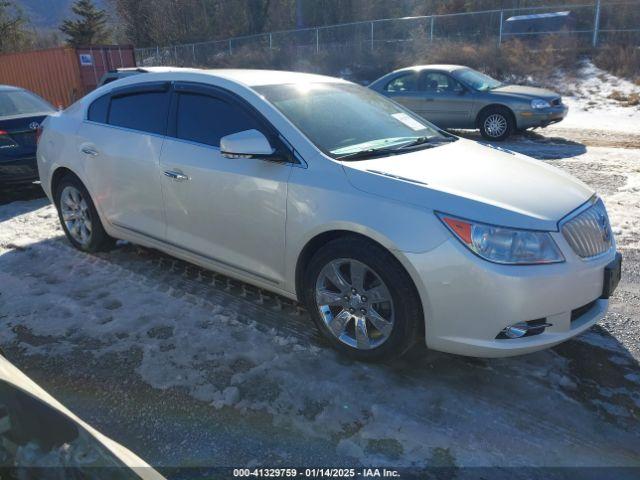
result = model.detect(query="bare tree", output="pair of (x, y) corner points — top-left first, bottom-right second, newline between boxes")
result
(0, 0), (30, 53)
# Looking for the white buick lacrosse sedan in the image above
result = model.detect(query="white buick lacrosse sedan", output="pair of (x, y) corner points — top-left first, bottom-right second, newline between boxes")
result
(37, 69), (621, 361)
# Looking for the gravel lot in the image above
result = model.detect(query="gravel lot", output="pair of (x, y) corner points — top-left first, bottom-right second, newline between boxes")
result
(0, 128), (639, 478)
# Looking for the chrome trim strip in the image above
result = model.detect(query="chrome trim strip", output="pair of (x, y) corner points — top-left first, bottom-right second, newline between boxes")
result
(557, 194), (597, 229)
(367, 169), (428, 186)
(111, 222), (280, 285)
(82, 120), (168, 140)
(560, 196), (613, 260)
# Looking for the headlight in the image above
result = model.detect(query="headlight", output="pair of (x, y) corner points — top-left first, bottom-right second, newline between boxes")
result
(437, 214), (565, 265)
(531, 99), (551, 109)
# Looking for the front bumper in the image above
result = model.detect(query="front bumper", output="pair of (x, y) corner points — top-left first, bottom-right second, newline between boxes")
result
(516, 104), (569, 130)
(404, 236), (617, 357)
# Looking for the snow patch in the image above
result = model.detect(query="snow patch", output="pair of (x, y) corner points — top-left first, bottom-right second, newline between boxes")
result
(549, 61), (640, 134)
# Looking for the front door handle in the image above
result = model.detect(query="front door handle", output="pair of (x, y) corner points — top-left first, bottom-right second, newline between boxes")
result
(81, 146), (99, 156)
(163, 170), (189, 181)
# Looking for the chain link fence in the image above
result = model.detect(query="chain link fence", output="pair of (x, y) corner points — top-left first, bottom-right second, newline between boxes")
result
(135, 1), (640, 68)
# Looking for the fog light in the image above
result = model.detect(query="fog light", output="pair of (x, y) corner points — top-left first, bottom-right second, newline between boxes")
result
(497, 319), (553, 339)
(503, 322), (529, 339)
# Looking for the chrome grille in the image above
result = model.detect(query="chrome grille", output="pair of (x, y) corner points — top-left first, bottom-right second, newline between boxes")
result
(562, 199), (612, 258)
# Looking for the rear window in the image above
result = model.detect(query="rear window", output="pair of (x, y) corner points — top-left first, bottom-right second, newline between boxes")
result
(0, 90), (54, 119)
(108, 91), (170, 135)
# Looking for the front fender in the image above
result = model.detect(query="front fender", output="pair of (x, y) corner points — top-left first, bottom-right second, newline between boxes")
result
(283, 164), (449, 296)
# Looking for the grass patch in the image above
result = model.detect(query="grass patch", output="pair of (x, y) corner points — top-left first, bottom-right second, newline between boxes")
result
(608, 90), (640, 106)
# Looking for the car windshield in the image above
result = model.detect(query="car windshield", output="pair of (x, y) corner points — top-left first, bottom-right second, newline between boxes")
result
(453, 68), (503, 91)
(254, 82), (449, 159)
(0, 89), (54, 119)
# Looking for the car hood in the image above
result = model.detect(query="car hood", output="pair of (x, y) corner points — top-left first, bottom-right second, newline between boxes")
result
(490, 84), (559, 100)
(341, 139), (593, 231)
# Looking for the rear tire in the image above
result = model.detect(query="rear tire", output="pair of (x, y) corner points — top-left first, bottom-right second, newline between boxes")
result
(54, 174), (115, 252)
(479, 106), (514, 141)
(302, 236), (423, 361)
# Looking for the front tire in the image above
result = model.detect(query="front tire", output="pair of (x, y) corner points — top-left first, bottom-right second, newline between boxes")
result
(54, 174), (115, 252)
(302, 237), (422, 361)
(479, 107), (514, 141)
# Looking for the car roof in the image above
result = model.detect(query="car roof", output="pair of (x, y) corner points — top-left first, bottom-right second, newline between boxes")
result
(118, 67), (346, 87)
(111, 67), (176, 74)
(394, 64), (467, 73)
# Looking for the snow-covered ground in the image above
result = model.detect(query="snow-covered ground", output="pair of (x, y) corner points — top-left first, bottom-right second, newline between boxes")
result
(1, 65), (640, 475)
(548, 61), (640, 133)
(1, 142), (640, 474)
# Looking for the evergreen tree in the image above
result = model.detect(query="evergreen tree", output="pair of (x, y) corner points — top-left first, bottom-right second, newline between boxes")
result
(60, 0), (111, 46)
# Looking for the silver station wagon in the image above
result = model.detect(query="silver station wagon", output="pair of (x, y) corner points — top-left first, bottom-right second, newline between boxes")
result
(369, 64), (568, 140)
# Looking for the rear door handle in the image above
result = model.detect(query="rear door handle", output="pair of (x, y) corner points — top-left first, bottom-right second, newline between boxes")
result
(163, 170), (189, 181)
(81, 146), (99, 156)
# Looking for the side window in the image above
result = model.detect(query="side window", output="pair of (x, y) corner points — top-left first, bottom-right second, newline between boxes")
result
(385, 73), (418, 93)
(421, 72), (464, 93)
(108, 91), (170, 135)
(176, 92), (262, 147)
(87, 94), (109, 123)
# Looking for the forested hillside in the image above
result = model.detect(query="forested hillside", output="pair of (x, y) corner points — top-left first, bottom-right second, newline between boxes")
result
(18, 0), (107, 28)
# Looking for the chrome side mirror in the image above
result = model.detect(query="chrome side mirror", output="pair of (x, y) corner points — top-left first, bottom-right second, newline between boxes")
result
(220, 129), (276, 159)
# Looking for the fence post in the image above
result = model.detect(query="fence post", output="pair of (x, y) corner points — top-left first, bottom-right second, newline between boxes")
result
(156, 46), (160, 64)
(192, 44), (196, 64)
(370, 22), (374, 51)
(269, 33), (273, 49)
(592, 0), (601, 47)
(316, 28), (319, 53)
(498, 10), (504, 46)
(430, 16), (434, 42)
(229, 39), (233, 55)
(90, 47), (98, 86)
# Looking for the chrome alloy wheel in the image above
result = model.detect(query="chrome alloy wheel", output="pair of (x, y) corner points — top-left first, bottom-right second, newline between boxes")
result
(315, 258), (394, 350)
(484, 113), (508, 138)
(60, 185), (92, 246)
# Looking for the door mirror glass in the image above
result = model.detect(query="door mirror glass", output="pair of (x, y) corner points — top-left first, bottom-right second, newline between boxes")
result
(220, 129), (275, 159)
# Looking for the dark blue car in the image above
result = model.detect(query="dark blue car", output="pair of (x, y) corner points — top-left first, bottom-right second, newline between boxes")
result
(0, 85), (56, 185)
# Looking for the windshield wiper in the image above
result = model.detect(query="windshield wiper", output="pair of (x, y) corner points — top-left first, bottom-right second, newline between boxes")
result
(335, 147), (400, 161)
(335, 136), (456, 160)
(395, 136), (456, 150)
(395, 136), (432, 149)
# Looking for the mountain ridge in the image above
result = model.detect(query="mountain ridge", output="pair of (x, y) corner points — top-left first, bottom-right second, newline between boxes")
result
(16, 0), (110, 29)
